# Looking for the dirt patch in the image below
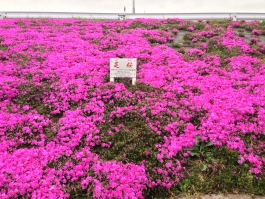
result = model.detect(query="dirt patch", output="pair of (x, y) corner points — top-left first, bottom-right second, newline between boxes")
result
(258, 35), (265, 44)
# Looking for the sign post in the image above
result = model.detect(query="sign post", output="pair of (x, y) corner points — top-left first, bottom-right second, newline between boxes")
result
(110, 58), (137, 85)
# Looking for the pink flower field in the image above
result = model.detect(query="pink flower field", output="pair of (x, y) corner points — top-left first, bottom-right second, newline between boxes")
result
(1, 18), (265, 198)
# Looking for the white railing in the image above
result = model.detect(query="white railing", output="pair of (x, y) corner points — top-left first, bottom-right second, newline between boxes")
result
(0, 12), (265, 21)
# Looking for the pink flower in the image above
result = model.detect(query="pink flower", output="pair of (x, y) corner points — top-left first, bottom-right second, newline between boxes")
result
(250, 37), (258, 43)
(145, 151), (151, 156)
(22, 105), (30, 111)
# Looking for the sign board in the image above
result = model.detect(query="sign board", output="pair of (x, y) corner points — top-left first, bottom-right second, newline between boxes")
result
(110, 58), (137, 85)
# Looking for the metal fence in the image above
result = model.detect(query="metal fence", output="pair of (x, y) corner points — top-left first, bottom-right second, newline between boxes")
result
(0, 11), (265, 21)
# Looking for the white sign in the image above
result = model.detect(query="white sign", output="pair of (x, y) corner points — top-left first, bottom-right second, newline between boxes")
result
(110, 58), (137, 85)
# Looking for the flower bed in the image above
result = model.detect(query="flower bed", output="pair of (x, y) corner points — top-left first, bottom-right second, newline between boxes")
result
(1, 18), (265, 198)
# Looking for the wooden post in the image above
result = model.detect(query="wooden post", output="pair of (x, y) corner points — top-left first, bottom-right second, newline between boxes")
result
(133, 0), (135, 14)
(132, 78), (136, 85)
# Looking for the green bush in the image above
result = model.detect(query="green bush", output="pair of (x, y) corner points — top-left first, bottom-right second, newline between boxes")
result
(172, 42), (182, 48)
(238, 32), (245, 37)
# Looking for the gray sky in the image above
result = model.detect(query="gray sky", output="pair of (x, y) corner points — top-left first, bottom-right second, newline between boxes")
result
(1, 0), (265, 13)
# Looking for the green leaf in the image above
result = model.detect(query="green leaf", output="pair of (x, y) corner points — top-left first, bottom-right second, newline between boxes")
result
(195, 136), (201, 145)
(190, 152), (199, 156)
(191, 145), (199, 151)
(201, 164), (207, 171)
(205, 142), (213, 147)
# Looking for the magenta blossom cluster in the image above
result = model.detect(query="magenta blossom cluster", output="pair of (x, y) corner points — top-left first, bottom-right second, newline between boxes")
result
(0, 18), (265, 198)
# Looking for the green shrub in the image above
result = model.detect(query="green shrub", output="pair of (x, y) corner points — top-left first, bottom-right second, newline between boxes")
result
(172, 42), (182, 48)
(196, 22), (206, 30)
(238, 32), (245, 37)
(183, 33), (192, 41)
